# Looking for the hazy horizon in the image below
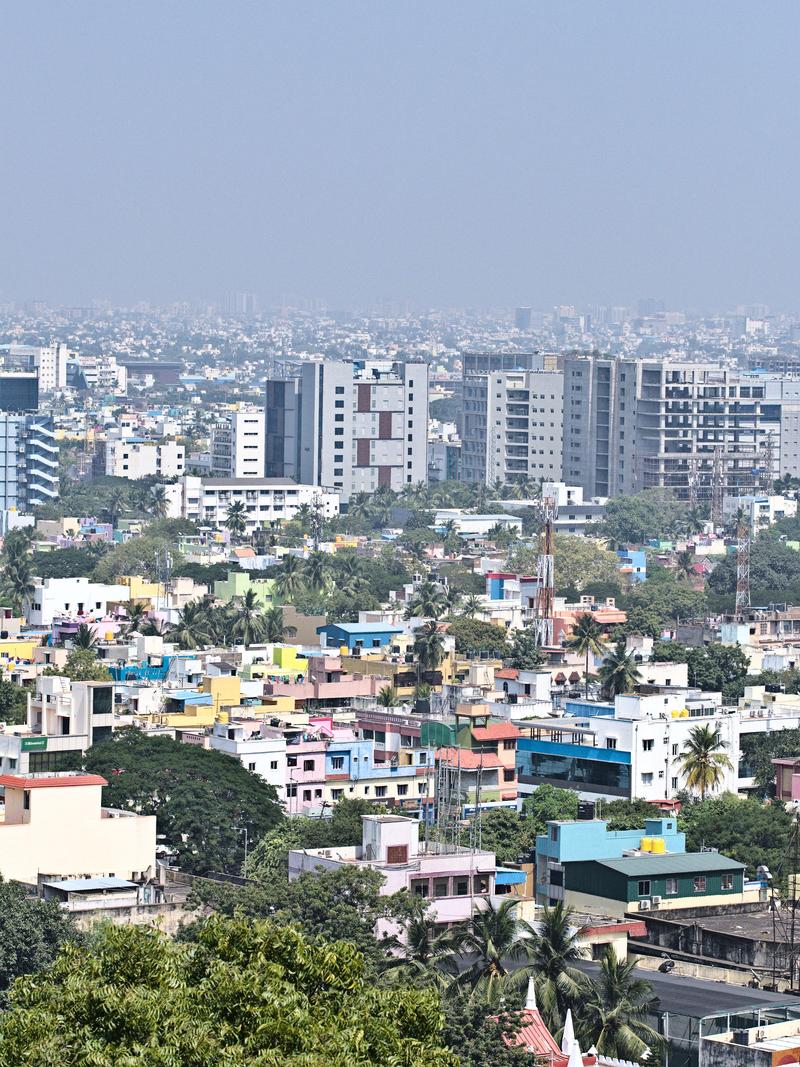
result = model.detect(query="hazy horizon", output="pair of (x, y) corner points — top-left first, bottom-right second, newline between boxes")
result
(2, 2), (798, 310)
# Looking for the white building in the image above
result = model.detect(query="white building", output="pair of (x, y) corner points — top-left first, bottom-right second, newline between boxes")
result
(105, 439), (185, 479)
(486, 368), (564, 486)
(25, 577), (130, 628)
(164, 476), (339, 532)
(265, 359), (429, 501)
(208, 721), (286, 801)
(722, 493), (797, 537)
(211, 410), (266, 479)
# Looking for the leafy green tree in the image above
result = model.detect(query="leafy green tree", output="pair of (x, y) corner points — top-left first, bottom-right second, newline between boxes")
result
(507, 628), (544, 670)
(528, 902), (588, 1033)
(599, 490), (690, 546)
(650, 641), (750, 702)
(600, 798), (662, 830)
(29, 545), (109, 580)
(146, 483), (169, 519)
(304, 549), (329, 591)
(263, 603), (293, 641)
(621, 568), (707, 637)
(377, 684), (399, 707)
(441, 995), (531, 1067)
(413, 621), (446, 671)
(582, 948), (662, 1060)
(740, 727), (800, 792)
(678, 794), (791, 878)
(381, 911), (460, 990)
(0, 879), (81, 996)
(566, 613), (609, 697)
(675, 724), (734, 799)
(0, 534), (35, 616)
(169, 599), (212, 649)
(463, 808), (537, 864)
(522, 784), (579, 830)
(404, 580), (448, 620)
(461, 593), (485, 619)
(105, 486), (129, 527)
(598, 643), (642, 700)
(707, 537), (800, 608)
(0, 916), (456, 1066)
(0, 671), (30, 725)
(43, 649), (111, 682)
(85, 729), (281, 874)
(445, 617), (508, 657)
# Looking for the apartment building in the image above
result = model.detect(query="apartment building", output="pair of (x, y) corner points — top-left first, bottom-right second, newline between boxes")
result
(485, 369), (564, 486)
(208, 720), (286, 801)
(25, 577), (129, 628)
(265, 358), (428, 500)
(0, 343), (68, 393)
(211, 409), (265, 479)
(461, 351), (547, 483)
(563, 355), (798, 501)
(0, 414), (59, 511)
(164, 475), (339, 531)
(104, 438), (185, 479)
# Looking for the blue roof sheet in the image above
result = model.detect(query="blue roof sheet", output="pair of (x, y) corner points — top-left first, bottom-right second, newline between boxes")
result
(42, 877), (137, 892)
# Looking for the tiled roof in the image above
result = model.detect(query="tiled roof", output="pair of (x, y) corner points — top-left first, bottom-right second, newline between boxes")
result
(435, 747), (502, 769)
(472, 723), (520, 741)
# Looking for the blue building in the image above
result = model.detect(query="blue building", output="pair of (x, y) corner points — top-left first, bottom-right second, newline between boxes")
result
(535, 816), (685, 906)
(617, 549), (647, 583)
(316, 622), (403, 652)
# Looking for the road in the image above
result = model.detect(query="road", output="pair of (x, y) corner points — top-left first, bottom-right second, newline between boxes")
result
(576, 961), (798, 1019)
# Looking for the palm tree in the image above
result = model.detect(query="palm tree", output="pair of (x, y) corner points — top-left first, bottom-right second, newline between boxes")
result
(105, 487), (128, 528)
(566, 613), (609, 698)
(123, 601), (148, 635)
(303, 550), (328, 592)
(295, 503), (313, 533)
(225, 500), (248, 541)
(71, 623), (98, 650)
(380, 913), (459, 989)
(377, 685), (399, 707)
(169, 600), (211, 650)
(528, 902), (588, 1034)
(1, 555), (35, 616)
(674, 724), (733, 799)
(230, 589), (266, 645)
(263, 604), (293, 642)
(461, 594), (484, 619)
(146, 485), (169, 520)
(413, 622), (445, 674)
(275, 555), (305, 600)
(598, 644), (642, 701)
(404, 581), (447, 620)
(451, 898), (537, 1003)
(673, 548), (695, 582)
(583, 948), (662, 1061)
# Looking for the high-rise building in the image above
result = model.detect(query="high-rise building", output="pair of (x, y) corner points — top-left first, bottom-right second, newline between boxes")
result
(461, 352), (547, 483)
(0, 373), (39, 413)
(211, 409), (266, 479)
(0, 343), (67, 393)
(563, 355), (794, 501)
(515, 307), (532, 331)
(485, 369), (564, 487)
(265, 359), (428, 500)
(0, 414), (59, 511)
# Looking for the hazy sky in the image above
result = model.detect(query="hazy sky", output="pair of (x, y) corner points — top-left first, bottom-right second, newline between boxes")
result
(2, 2), (798, 310)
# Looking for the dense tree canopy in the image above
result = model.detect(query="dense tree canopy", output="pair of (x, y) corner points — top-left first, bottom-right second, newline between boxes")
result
(43, 649), (112, 682)
(445, 617), (509, 656)
(85, 729), (282, 874)
(620, 567), (706, 636)
(707, 538), (800, 607)
(679, 794), (791, 879)
(740, 728), (800, 792)
(0, 917), (456, 1066)
(650, 641), (751, 702)
(599, 490), (692, 546)
(0, 880), (81, 997)
(508, 535), (620, 595)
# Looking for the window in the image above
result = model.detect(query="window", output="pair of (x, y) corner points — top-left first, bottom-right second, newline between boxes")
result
(314, 789), (322, 798)
(693, 876), (707, 893)
(247, 761), (256, 772)
(433, 877), (449, 897)
(721, 874), (734, 890)
(287, 784), (297, 798)
(503, 739), (516, 750)
(671, 743), (679, 756)
(287, 755), (297, 768)
(302, 789), (312, 801)
(270, 760), (278, 770)
(303, 759), (314, 771)
(375, 786), (387, 798)
(474, 874), (490, 894)
(387, 845), (408, 864)
(454, 878), (469, 896)
(332, 788), (344, 801)
(550, 826), (558, 841)
(418, 782), (426, 793)
(335, 386), (345, 394)
(641, 772), (653, 785)
(23, 790), (30, 811)
(397, 784), (408, 796)
(606, 738), (617, 750)
(503, 768), (515, 782)
(671, 777), (678, 790)
(665, 877), (679, 895)
(331, 756), (344, 771)
(411, 879), (429, 897)
(642, 738), (654, 751)
(363, 786), (370, 795)
(637, 880), (651, 897)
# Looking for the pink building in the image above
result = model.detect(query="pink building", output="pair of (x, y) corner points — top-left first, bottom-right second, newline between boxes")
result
(773, 757), (800, 801)
(263, 656), (388, 709)
(288, 814), (527, 930)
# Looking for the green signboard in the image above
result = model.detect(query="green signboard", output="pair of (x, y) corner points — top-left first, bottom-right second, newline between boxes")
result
(21, 737), (48, 752)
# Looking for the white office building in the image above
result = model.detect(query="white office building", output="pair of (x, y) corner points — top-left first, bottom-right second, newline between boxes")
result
(211, 410), (266, 479)
(104, 439), (185, 479)
(25, 577), (130, 628)
(164, 475), (339, 532)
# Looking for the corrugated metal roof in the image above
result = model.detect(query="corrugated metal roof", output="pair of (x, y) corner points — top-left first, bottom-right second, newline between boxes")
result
(593, 853), (744, 877)
(42, 877), (137, 892)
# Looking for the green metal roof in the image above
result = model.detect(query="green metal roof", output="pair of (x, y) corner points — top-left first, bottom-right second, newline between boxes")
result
(591, 852), (744, 877)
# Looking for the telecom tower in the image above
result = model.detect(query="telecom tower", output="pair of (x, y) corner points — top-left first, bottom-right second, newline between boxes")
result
(711, 447), (724, 528)
(759, 431), (775, 494)
(687, 456), (699, 510)
(532, 492), (558, 647)
(735, 515), (751, 618)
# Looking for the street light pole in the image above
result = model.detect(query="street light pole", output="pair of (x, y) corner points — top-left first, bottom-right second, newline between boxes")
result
(234, 825), (249, 875)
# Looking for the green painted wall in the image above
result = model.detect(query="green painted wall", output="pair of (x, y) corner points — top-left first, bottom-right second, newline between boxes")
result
(565, 861), (744, 903)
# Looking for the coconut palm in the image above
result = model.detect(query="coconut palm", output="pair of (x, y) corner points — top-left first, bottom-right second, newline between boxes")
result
(413, 622), (445, 673)
(303, 550), (328, 592)
(123, 601), (148, 635)
(146, 484), (169, 520)
(105, 487), (128, 528)
(230, 588), (267, 645)
(565, 613), (610, 698)
(295, 503), (313, 533)
(275, 555), (305, 600)
(377, 685), (399, 707)
(598, 644), (642, 701)
(0, 553), (35, 616)
(380, 913), (460, 989)
(673, 548), (696, 582)
(461, 594), (484, 619)
(225, 500), (248, 540)
(528, 902), (588, 1034)
(583, 948), (662, 1061)
(674, 724), (733, 799)
(264, 604), (293, 642)
(71, 623), (98, 650)
(404, 581), (447, 620)
(450, 898), (538, 1003)
(169, 600), (212, 650)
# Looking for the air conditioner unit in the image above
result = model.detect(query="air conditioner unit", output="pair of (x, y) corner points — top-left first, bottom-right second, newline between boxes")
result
(651, 895), (662, 906)
(638, 899), (651, 911)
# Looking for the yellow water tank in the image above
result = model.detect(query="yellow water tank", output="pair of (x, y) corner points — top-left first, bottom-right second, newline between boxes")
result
(650, 837), (666, 854)
(640, 837), (653, 852)
(671, 710), (679, 718)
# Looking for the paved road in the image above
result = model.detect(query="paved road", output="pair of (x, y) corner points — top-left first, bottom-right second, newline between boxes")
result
(576, 961), (798, 1019)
